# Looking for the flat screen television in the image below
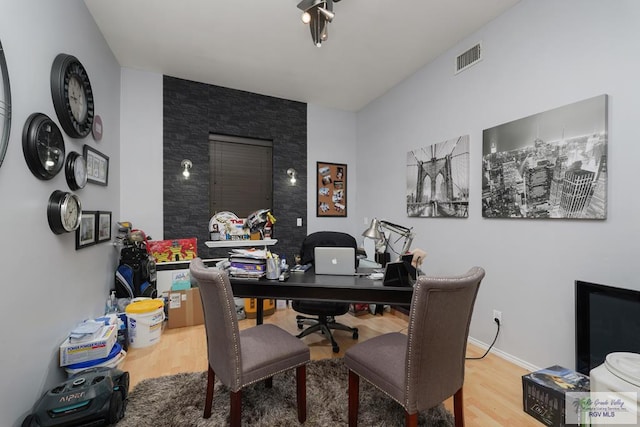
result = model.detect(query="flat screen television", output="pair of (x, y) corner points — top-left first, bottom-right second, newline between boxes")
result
(575, 280), (640, 375)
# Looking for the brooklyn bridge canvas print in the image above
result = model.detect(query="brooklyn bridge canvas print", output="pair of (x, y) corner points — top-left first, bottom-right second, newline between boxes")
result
(482, 94), (607, 219)
(406, 135), (470, 218)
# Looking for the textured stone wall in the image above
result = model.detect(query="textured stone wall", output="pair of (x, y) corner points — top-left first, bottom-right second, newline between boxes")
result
(163, 76), (307, 262)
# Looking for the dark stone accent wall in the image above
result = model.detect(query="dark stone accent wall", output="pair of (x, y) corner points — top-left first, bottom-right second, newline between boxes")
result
(163, 76), (308, 263)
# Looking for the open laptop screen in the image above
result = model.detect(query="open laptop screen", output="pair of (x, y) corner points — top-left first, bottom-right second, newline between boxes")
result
(314, 247), (356, 275)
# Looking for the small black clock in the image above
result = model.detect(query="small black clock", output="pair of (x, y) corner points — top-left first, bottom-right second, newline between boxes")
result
(47, 190), (82, 234)
(22, 113), (65, 180)
(65, 151), (87, 191)
(50, 53), (94, 138)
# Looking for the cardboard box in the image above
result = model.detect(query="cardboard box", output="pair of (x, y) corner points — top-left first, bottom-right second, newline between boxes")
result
(167, 288), (205, 328)
(522, 365), (590, 426)
(59, 324), (117, 366)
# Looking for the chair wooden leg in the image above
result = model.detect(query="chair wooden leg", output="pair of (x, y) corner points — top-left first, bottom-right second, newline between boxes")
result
(405, 412), (418, 427)
(230, 390), (242, 427)
(264, 377), (273, 388)
(204, 365), (215, 418)
(453, 387), (465, 427)
(348, 370), (360, 427)
(296, 365), (307, 423)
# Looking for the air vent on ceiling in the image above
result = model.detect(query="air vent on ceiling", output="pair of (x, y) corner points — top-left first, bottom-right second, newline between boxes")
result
(455, 42), (482, 75)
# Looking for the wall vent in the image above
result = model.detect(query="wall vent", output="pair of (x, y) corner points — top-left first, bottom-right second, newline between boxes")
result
(455, 42), (482, 74)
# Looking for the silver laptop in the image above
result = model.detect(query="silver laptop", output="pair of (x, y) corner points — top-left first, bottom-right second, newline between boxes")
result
(314, 247), (356, 275)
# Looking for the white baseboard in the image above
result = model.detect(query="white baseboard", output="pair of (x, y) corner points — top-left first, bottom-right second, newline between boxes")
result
(468, 336), (540, 373)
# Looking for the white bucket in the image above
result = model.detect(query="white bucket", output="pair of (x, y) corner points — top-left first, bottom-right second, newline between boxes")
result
(125, 299), (165, 348)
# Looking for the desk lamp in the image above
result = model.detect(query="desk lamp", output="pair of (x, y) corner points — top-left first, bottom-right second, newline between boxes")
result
(362, 218), (415, 260)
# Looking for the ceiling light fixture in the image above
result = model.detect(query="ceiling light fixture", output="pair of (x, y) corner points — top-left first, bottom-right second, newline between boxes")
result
(297, 0), (341, 48)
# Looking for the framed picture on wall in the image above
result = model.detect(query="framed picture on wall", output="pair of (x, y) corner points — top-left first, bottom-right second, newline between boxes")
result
(96, 211), (112, 243)
(76, 211), (97, 249)
(84, 145), (109, 186)
(316, 161), (347, 217)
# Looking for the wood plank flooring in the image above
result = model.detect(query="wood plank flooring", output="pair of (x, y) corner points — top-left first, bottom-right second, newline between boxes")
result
(120, 307), (540, 426)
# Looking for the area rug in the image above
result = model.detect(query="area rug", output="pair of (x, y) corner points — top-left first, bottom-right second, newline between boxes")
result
(118, 358), (454, 426)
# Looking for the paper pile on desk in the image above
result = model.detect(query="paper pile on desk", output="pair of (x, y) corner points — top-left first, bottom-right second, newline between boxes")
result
(228, 249), (266, 278)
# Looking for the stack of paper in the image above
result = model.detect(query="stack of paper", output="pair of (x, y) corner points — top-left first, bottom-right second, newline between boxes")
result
(228, 248), (267, 278)
(68, 320), (105, 343)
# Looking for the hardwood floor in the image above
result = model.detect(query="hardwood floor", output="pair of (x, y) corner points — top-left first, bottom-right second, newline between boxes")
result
(120, 307), (540, 426)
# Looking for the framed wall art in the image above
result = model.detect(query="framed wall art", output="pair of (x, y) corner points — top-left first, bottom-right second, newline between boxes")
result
(84, 145), (109, 186)
(76, 211), (97, 249)
(482, 94), (608, 219)
(407, 135), (470, 218)
(316, 161), (347, 217)
(96, 211), (112, 243)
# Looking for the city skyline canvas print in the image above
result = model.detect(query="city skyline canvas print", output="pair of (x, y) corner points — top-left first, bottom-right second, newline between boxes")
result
(407, 135), (470, 218)
(482, 94), (608, 219)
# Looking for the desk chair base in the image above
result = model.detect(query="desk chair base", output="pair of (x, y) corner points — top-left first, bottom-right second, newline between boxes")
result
(296, 315), (358, 353)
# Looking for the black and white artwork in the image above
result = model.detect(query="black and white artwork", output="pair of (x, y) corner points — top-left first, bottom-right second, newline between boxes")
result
(482, 94), (608, 219)
(407, 135), (469, 218)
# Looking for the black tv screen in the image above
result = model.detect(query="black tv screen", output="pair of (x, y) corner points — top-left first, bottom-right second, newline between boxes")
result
(575, 280), (640, 375)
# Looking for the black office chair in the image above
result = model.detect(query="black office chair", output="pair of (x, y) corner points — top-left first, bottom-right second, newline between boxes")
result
(292, 231), (359, 353)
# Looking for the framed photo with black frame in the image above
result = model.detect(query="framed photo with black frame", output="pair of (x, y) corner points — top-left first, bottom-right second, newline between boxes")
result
(96, 211), (112, 243)
(76, 211), (97, 249)
(316, 161), (347, 217)
(84, 144), (109, 186)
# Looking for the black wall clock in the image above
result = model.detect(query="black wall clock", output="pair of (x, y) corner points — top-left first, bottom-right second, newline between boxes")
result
(22, 113), (65, 180)
(65, 151), (88, 191)
(50, 53), (94, 138)
(47, 190), (82, 234)
(0, 38), (11, 169)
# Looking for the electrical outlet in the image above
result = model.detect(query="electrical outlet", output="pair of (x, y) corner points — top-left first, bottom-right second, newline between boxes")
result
(492, 309), (502, 324)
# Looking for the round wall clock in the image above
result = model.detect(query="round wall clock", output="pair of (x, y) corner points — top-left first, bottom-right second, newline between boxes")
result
(50, 53), (94, 138)
(65, 151), (87, 190)
(0, 39), (11, 169)
(22, 113), (66, 180)
(47, 190), (82, 234)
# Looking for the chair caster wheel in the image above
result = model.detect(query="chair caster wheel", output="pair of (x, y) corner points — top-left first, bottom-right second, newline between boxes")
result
(332, 345), (340, 353)
(352, 331), (359, 339)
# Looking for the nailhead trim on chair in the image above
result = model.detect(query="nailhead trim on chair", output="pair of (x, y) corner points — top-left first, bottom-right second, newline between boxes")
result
(212, 268), (243, 392)
(404, 269), (480, 411)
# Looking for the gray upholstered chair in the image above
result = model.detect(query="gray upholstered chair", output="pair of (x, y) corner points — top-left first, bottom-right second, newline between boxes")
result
(190, 258), (310, 426)
(344, 266), (485, 427)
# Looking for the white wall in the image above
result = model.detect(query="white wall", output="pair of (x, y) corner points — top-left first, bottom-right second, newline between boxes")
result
(355, 0), (640, 370)
(0, 1), (122, 425)
(307, 104), (360, 237)
(120, 68), (163, 239)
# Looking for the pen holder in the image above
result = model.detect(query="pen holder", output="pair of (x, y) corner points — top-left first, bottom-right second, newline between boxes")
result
(266, 257), (280, 280)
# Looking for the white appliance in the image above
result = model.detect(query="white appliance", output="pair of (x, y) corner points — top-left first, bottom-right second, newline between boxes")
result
(589, 352), (640, 427)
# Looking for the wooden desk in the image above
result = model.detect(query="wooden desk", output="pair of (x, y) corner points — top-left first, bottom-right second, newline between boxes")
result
(229, 271), (413, 324)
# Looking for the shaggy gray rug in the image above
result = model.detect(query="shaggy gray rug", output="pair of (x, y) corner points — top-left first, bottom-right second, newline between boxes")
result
(118, 358), (454, 426)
